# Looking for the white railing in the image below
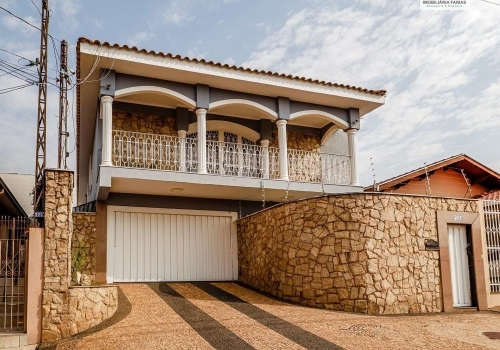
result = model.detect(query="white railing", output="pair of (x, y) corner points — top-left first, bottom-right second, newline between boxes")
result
(288, 149), (350, 185)
(484, 200), (500, 293)
(112, 130), (350, 185)
(112, 130), (197, 172)
(206, 140), (280, 179)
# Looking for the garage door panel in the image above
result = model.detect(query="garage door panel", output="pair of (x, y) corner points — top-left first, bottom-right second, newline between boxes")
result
(110, 209), (236, 282)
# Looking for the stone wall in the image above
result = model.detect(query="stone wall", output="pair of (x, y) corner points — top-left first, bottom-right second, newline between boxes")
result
(42, 170), (117, 342)
(113, 109), (176, 136)
(269, 130), (321, 152)
(43, 170), (74, 341)
(68, 286), (118, 334)
(237, 193), (479, 314)
(72, 213), (96, 283)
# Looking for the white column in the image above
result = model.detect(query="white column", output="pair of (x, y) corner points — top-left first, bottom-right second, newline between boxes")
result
(261, 139), (270, 179)
(196, 108), (207, 174)
(177, 130), (187, 172)
(347, 128), (360, 186)
(277, 119), (289, 181)
(101, 95), (113, 166)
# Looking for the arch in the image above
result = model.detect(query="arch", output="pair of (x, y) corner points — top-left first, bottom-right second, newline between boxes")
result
(114, 86), (196, 109)
(321, 125), (343, 145)
(209, 99), (278, 120)
(188, 120), (260, 142)
(290, 110), (349, 129)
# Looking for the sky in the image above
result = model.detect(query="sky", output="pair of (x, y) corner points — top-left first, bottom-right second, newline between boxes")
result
(0, 0), (499, 188)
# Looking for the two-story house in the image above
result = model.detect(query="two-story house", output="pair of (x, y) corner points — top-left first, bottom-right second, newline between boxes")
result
(76, 38), (386, 284)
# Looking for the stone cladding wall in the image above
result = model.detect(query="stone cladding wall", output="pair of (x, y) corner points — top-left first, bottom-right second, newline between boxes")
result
(72, 213), (96, 283)
(68, 286), (118, 334)
(42, 170), (74, 341)
(269, 130), (321, 152)
(113, 109), (176, 135)
(237, 193), (479, 314)
(42, 170), (117, 342)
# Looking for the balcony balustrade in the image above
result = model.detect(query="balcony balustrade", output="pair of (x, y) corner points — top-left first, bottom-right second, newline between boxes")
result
(112, 130), (350, 185)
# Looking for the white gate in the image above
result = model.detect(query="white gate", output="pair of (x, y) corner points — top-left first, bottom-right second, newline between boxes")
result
(107, 207), (238, 283)
(484, 200), (500, 293)
(448, 224), (471, 307)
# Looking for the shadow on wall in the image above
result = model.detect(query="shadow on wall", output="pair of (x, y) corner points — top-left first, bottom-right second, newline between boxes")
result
(237, 193), (479, 314)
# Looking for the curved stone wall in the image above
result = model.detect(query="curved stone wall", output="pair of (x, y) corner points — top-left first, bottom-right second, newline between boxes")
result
(237, 193), (479, 314)
(69, 286), (118, 335)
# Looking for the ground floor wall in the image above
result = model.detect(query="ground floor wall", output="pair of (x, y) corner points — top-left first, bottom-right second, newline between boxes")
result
(39, 170), (118, 343)
(237, 193), (488, 314)
(72, 213), (96, 284)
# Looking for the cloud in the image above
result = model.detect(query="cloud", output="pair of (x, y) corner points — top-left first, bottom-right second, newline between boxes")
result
(128, 31), (157, 47)
(1, 15), (38, 36)
(91, 18), (103, 29)
(162, 0), (197, 25)
(50, 0), (82, 31)
(242, 1), (500, 183)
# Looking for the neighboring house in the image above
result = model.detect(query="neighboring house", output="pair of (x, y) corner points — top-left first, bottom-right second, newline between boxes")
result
(76, 37), (386, 284)
(0, 177), (26, 217)
(368, 154), (500, 198)
(477, 189), (500, 201)
(0, 173), (34, 217)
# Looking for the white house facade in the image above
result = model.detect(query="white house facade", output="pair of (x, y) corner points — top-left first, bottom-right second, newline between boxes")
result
(76, 38), (386, 284)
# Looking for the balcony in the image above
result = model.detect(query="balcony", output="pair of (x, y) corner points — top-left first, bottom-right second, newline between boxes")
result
(112, 130), (351, 185)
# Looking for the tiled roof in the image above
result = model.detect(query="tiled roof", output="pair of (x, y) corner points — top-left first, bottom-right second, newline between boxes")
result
(77, 37), (387, 96)
(369, 154), (500, 192)
(476, 189), (500, 201)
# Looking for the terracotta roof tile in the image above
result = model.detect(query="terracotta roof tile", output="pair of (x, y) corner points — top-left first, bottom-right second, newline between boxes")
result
(77, 37), (387, 96)
(476, 189), (500, 201)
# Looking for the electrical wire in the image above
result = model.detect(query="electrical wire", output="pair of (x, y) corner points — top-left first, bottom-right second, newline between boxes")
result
(0, 59), (58, 83)
(0, 83), (33, 94)
(0, 64), (59, 88)
(29, 0), (42, 16)
(0, 6), (61, 42)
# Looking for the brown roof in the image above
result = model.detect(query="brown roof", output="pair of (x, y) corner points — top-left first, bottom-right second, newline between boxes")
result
(77, 37), (387, 96)
(76, 37), (387, 193)
(476, 189), (500, 201)
(368, 154), (500, 192)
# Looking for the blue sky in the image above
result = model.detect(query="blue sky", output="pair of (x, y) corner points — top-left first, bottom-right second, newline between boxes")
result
(0, 0), (499, 187)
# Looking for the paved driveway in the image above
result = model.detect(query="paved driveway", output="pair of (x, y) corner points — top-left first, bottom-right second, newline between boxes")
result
(51, 282), (500, 350)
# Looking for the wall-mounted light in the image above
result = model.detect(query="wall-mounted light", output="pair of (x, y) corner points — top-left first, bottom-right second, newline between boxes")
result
(424, 239), (439, 251)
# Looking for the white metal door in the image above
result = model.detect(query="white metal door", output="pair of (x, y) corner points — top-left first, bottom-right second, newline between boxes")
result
(107, 207), (237, 283)
(448, 224), (471, 307)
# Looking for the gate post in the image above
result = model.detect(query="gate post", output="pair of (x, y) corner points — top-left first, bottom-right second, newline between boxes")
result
(26, 228), (44, 345)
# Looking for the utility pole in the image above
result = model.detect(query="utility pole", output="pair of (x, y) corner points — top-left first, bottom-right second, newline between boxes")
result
(58, 40), (69, 169)
(34, 0), (49, 218)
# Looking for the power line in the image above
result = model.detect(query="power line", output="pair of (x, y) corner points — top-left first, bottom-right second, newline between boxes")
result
(30, 0), (42, 16)
(0, 48), (59, 74)
(0, 60), (58, 86)
(0, 6), (61, 42)
(0, 48), (31, 62)
(0, 83), (33, 94)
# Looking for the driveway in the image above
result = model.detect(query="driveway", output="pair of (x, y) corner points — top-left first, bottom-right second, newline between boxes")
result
(50, 282), (500, 350)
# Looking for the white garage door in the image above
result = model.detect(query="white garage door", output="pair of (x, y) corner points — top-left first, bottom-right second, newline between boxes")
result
(107, 207), (237, 283)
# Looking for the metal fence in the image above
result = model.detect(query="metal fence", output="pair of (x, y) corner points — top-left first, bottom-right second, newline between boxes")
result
(484, 200), (500, 293)
(73, 200), (96, 213)
(0, 216), (34, 331)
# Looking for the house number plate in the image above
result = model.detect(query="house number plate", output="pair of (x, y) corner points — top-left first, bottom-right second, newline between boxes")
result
(454, 215), (463, 222)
